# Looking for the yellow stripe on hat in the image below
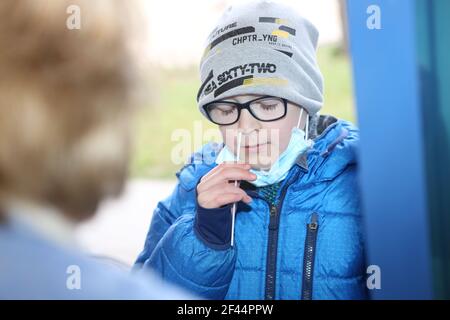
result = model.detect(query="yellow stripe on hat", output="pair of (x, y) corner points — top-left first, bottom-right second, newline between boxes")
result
(243, 77), (289, 87)
(272, 29), (290, 38)
(275, 18), (290, 25)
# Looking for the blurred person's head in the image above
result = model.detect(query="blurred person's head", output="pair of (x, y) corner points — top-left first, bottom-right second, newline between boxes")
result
(0, 0), (139, 221)
(197, 1), (323, 170)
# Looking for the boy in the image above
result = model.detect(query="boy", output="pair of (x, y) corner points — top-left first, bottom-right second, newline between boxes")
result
(135, 0), (367, 300)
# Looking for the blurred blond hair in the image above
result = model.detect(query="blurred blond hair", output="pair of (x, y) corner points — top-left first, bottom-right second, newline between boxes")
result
(0, 0), (140, 220)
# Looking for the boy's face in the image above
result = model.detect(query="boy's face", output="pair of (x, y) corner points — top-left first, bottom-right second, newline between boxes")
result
(218, 94), (307, 170)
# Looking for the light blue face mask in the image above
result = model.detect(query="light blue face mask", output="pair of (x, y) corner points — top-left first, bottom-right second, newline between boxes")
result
(215, 108), (314, 187)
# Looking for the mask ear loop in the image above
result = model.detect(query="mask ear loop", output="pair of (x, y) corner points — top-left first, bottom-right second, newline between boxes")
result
(305, 113), (309, 140)
(297, 107), (309, 140)
(296, 108), (304, 129)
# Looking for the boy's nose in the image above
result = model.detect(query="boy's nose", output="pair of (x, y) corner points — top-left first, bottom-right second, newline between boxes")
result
(237, 109), (261, 134)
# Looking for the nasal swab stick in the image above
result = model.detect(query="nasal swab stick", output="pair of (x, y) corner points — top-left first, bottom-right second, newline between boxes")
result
(231, 131), (242, 247)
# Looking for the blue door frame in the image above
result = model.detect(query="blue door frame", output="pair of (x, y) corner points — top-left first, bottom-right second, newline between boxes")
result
(346, 0), (435, 299)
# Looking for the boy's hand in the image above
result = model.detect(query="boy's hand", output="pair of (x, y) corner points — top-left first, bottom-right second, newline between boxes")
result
(197, 162), (256, 209)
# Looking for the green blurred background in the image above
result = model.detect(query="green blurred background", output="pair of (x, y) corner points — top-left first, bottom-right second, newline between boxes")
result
(130, 44), (355, 179)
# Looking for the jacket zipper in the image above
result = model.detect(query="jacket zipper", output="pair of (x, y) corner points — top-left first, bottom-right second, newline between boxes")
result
(301, 212), (319, 300)
(264, 170), (302, 300)
(264, 204), (279, 300)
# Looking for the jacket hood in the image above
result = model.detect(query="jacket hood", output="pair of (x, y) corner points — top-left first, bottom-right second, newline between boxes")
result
(305, 115), (359, 182)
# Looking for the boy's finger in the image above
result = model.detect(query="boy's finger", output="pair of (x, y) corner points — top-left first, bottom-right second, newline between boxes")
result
(200, 162), (250, 182)
(242, 195), (253, 204)
(222, 161), (250, 167)
(220, 185), (250, 198)
(198, 180), (244, 198)
(213, 193), (247, 208)
(198, 168), (256, 192)
(201, 165), (252, 185)
(199, 185), (252, 208)
(220, 168), (256, 181)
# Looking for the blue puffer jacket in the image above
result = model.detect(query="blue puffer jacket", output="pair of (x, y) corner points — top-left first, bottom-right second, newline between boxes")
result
(135, 116), (367, 300)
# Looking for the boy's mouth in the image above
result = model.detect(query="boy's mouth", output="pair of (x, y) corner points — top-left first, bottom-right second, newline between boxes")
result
(243, 142), (269, 153)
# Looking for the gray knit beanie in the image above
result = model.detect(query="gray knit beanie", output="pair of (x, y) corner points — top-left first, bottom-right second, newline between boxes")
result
(197, 0), (324, 117)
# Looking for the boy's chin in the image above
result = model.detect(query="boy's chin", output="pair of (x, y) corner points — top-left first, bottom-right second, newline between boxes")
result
(248, 156), (274, 171)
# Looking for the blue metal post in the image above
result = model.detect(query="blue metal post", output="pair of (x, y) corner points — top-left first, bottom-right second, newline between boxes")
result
(346, 0), (433, 299)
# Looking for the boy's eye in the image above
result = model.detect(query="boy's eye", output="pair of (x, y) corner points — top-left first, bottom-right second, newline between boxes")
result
(217, 106), (236, 115)
(221, 109), (235, 115)
(260, 103), (277, 110)
(254, 99), (281, 111)
(209, 104), (236, 116)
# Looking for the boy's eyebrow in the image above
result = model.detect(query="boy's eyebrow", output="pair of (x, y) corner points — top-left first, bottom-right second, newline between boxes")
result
(219, 96), (239, 103)
(221, 95), (262, 103)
